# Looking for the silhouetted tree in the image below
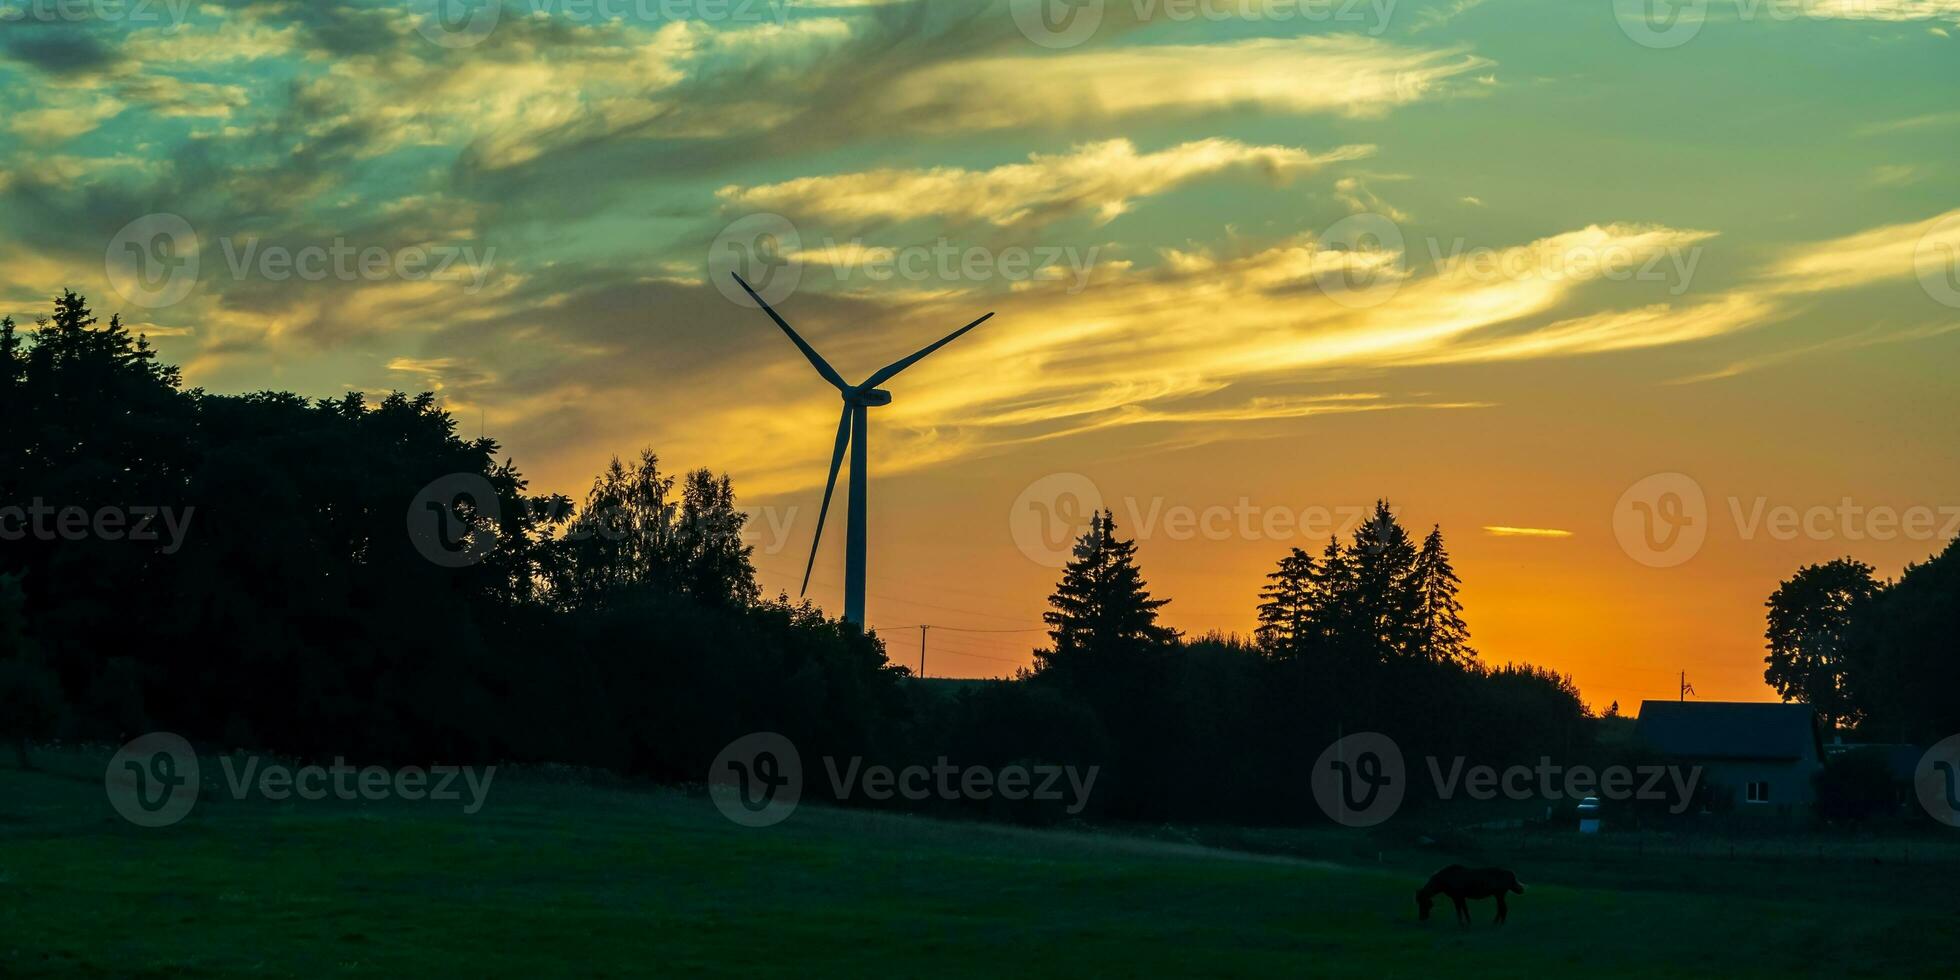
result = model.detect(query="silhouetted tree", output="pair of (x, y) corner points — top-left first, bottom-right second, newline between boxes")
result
(1347, 500), (1419, 660)
(1846, 539), (1960, 742)
(1763, 558), (1878, 731)
(2, 291), (194, 722)
(1411, 525), (1474, 665)
(1033, 510), (1177, 686)
(0, 315), (19, 397)
(1476, 663), (1589, 763)
(560, 450), (677, 605)
(1255, 547), (1317, 657)
(552, 455), (758, 610)
(1310, 535), (1358, 652)
(673, 468), (759, 608)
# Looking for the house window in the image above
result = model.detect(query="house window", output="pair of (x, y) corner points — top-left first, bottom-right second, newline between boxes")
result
(1745, 781), (1771, 804)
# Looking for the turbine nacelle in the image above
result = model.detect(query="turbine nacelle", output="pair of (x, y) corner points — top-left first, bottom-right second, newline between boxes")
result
(850, 387), (893, 407)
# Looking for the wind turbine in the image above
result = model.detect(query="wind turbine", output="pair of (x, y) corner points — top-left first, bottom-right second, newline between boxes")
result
(733, 272), (993, 625)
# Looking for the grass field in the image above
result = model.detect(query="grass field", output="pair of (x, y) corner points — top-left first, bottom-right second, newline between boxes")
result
(4, 747), (1957, 977)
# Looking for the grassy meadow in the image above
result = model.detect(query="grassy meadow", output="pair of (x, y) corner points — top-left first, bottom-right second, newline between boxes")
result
(3, 747), (1956, 977)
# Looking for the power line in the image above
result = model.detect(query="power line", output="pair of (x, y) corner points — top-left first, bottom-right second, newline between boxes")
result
(871, 624), (1045, 634)
(862, 622), (1041, 673)
(912, 646), (1026, 666)
(746, 555), (1046, 673)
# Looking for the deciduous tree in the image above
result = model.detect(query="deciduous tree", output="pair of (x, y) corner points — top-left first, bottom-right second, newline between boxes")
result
(1763, 558), (1878, 731)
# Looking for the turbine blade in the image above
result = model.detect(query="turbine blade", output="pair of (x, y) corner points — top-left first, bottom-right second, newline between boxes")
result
(801, 404), (853, 596)
(733, 272), (848, 391)
(862, 311), (994, 389)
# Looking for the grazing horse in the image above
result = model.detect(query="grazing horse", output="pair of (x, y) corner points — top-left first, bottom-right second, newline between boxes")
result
(1416, 865), (1525, 925)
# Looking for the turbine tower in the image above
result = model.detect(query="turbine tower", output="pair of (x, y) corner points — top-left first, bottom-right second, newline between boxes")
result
(733, 273), (993, 625)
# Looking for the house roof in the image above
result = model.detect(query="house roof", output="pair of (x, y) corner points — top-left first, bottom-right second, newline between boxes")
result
(1633, 701), (1822, 761)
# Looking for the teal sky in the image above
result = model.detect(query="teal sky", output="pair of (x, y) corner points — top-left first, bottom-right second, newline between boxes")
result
(3, 0), (1957, 706)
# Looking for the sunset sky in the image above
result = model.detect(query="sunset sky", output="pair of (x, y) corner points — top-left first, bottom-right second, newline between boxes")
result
(3, 0), (1957, 710)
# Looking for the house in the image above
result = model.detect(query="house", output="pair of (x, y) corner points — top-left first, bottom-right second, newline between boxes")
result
(1634, 701), (1824, 813)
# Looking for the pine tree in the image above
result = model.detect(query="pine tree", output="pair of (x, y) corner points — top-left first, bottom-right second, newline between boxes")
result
(1347, 500), (1419, 660)
(47, 288), (95, 343)
(1255, 547), (1317, 657)
(1311, 535), (1357, 650)
(1034, 510), (1177, 683)
(0, 316), (20, 388)
(1411, 525), (1475, 665)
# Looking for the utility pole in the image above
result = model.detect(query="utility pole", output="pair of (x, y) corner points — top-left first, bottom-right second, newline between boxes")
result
(919, 625), (928, 679)
(1679, 671), (1695, 701)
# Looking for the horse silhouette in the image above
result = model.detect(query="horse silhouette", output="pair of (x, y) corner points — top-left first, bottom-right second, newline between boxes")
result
(1416, 865), (1524, 925)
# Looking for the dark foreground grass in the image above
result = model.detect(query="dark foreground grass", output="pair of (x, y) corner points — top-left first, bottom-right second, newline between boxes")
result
(3, 748), (1955, 977)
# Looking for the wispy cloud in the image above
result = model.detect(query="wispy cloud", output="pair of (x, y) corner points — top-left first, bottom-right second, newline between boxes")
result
(1799, 0), (1960, 23)
(1867, 164), (1925, 188)
(1413, 0), (1491, 32)
(1763, 207), (1960, 294)
(1857, 111), (1960, 136)
(1669, 322), (1960, 385)
(720, 138), (1372, 230)
(1484, 526), (1574, 538)
(881, 35), (1494, 132)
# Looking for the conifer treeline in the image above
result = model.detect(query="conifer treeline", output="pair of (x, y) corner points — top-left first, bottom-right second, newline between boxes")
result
(1015, 503), (1591, 822)
(1252, 505), (1473, 666)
